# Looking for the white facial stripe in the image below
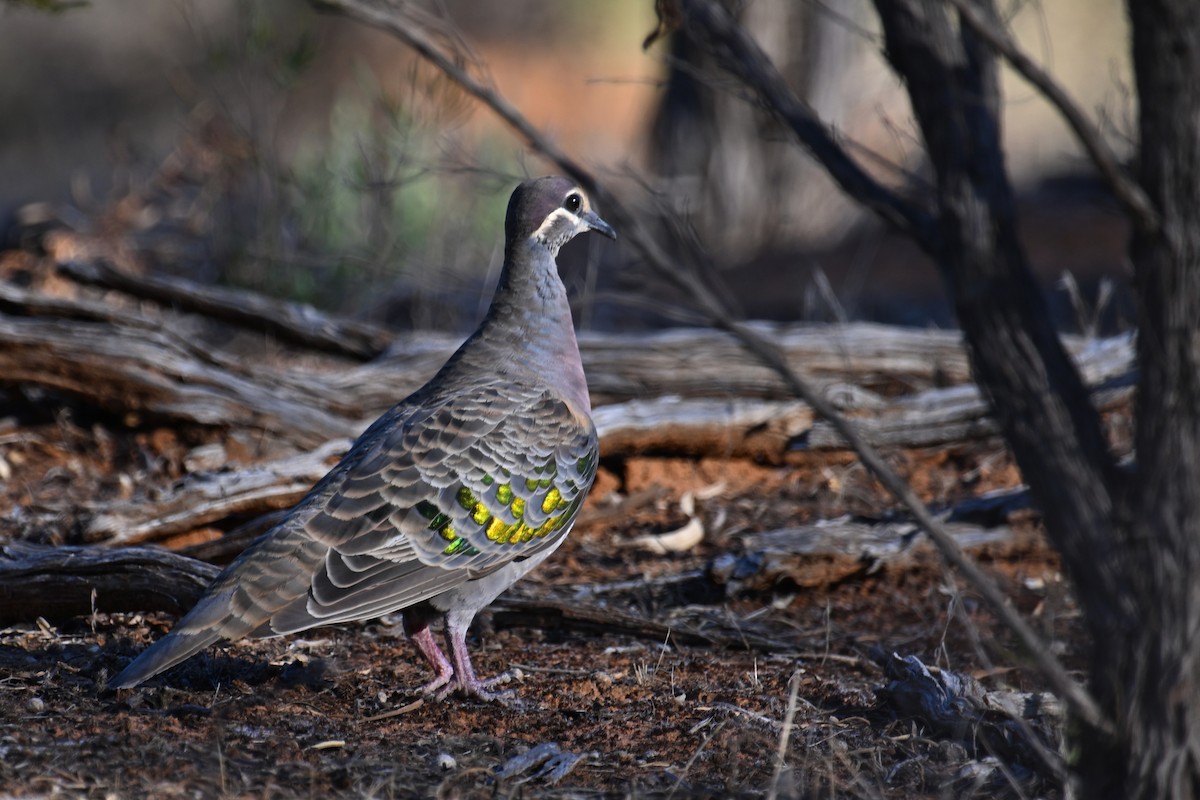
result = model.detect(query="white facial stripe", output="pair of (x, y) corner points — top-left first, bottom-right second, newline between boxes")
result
(533, 207), (584, 243)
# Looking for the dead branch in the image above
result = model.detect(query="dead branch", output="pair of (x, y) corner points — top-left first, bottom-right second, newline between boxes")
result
(714, 508), (1032, 596)
(869, 0), (1117, 730)
(83, 439), (350, 546)
(876, 651), (1066, 783)
(56, 259), (393, 361)
(0, 314), (357, 448)
(666, 0), (937, 243)
(942, 0), (1157, 233)
(0, 542), (788, 654)
(0, 543), (220, 625)
(0, 270), (1134, 466)
(16, 339), (1128, 550)
(490, 595), (786, 653)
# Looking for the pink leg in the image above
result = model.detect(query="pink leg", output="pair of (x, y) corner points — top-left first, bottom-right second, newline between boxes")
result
(438, 617), (518, 703)
(405, 619), (454, 694)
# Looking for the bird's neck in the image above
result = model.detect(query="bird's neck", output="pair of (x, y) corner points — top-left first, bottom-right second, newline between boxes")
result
(468, 240), (591, 413)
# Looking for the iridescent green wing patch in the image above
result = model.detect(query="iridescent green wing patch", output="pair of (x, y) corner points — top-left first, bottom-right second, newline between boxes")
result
(413, 455), (591, 557)
(415, 499), (481, 557)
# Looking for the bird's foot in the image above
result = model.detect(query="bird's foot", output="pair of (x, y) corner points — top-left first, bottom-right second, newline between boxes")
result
(417, 671), (454, 696)
(434, 668), (524, 705)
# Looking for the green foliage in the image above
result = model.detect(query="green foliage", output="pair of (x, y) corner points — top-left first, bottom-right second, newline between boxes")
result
(254, 83), (513, 317)
(188, 3), (517, 326)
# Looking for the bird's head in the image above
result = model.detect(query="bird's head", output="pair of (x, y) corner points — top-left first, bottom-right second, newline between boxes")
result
(505, 176), (616, 256)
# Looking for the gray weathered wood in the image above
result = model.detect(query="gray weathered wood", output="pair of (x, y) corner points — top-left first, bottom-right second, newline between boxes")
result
(0, 542), (220, 624)
(83, 439), (351, 546)
(1, 273), (1136, 458)
(57, 259), (393, 360)
(711, 490), (1033, 595)
(0, 315), (357, 447)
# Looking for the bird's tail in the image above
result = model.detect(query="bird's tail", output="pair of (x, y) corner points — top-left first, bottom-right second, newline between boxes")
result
(108, 628), (225, 689)
(107, 516), (325, 688)
(107, 582), (267, 689)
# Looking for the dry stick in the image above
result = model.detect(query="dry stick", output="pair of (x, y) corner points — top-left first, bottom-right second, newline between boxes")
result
(943, 0), (1159, 234)
(766, 669), (804, 800)
(312, 0), (1108, 736)
(56, 259), (393, 361)
(667, 720), (727, 800)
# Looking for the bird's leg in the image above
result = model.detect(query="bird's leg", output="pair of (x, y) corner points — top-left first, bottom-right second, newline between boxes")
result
(436, 617), (519, 703)
(404, 618), (454, 695)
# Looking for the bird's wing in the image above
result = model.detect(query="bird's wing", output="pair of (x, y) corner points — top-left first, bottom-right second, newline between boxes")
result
(264, 379), (598, 633)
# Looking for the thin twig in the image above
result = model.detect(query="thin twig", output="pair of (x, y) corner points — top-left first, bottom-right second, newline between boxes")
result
(667, 720), (726, 800)
(944, 0), (1158, 233)
(311, 0), (1110, 737)
(361, 698), (424, 722)
(766, 669), (804, 800)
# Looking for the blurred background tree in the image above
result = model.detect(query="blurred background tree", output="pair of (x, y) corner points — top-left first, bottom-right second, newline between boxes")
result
(0, 0), (1129, 333)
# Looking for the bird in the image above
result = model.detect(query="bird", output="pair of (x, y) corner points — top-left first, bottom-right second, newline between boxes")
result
(109, 176), (616, 699)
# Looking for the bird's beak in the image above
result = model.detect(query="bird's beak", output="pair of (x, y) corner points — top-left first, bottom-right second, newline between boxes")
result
(583, 209), (617, 240)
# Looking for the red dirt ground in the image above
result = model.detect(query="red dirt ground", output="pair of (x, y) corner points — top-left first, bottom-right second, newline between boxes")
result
(0, 402), (1079, 798)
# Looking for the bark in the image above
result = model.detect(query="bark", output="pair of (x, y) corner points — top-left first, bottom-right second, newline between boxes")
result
(10, 334), (1130, 549)
(1088, 2), (1200, 797)
(853, 1), (1200, 796)
(681, 0), (1124, 629)
(56, 259), (393, 360)
(81, 440), (350, 547)
(668, 0), (1124, 623)
(666, 0), (1200, 792)
(0, 543), (219, 625)
(875, 651), (1064, 783)
(714, 494), (1036, 595)
(867, 2), (1160, 792)
(0, 313), (358, 448)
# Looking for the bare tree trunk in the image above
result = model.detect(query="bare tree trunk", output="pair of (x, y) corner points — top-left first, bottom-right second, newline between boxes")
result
(654, 0), (1200, 790)
(870, 1), (1200, 795)
(1088, 2), (1200, 796)
(649, 0), (878, 254)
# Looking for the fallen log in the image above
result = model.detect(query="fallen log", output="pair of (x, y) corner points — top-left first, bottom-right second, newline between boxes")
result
(0, 270), (1136, 460)
(57, 259), (393, 361)
(0, 484), (1035, 625)
(0, 309), (1136, 458)
(0, 314), (357, 448)
(0, 542), (220, 625)
(82, 439), (351, 546)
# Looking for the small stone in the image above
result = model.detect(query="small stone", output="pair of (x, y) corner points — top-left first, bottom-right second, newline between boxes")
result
(27, 696), (46, 713)
(936, 740), (968, 763)
(437, 753), (457, 771)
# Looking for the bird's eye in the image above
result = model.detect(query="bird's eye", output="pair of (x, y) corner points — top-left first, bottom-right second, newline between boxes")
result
(564, 193), (582, 213)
